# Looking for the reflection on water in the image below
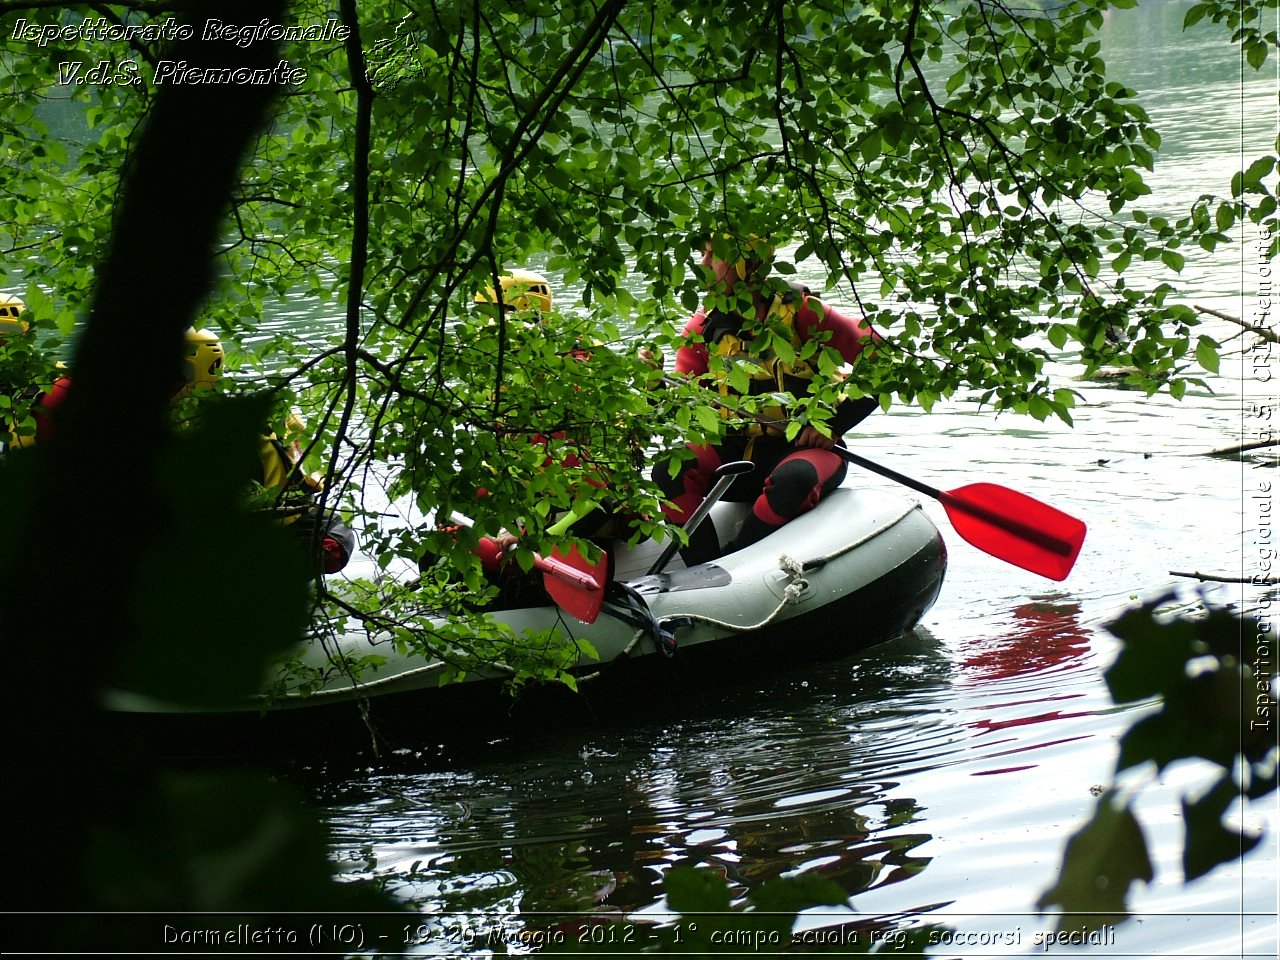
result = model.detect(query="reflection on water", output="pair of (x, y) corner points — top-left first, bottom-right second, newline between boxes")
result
(957, 600), (1093, 685)
(312, 628), (1099, 949)
(314, 634), (957, 942)
(954, 601), (1099, 777)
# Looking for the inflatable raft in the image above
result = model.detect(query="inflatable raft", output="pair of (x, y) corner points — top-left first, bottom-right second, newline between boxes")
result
(108, 485), (947, 756)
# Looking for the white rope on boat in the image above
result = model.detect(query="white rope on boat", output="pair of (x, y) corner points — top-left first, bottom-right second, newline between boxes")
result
(671, 501), (921, 632)
(579, 501), (925, 686)
(797, 501), (922, 567)
(674, 562), (808, 632)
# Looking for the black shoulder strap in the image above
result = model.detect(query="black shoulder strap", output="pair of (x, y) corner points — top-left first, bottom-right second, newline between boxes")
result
(780, 281), (811, 304)
(701, 308), (744, 345)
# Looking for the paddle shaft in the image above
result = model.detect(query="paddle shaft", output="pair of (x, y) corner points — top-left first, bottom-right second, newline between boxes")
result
(449, 511), (602, 590)
(839, 449), (940, 499)
(647, 460), (753, 576)
(658, 378), (1083, 573)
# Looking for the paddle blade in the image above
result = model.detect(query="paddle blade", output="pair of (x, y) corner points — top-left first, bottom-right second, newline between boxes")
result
(539, 545), (609, 623)
(939, 483), (1086, 581)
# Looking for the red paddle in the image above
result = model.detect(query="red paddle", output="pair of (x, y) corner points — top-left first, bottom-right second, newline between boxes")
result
(450, 513), (608, 622)
(839, 451), (1086, 581)
(541, 543), (609, 623)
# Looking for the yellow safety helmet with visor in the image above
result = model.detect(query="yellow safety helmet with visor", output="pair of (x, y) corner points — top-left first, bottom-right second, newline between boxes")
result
(475, 269), (553, 316)
(177, 327), (226, 397)
(0, 293), (28, 339)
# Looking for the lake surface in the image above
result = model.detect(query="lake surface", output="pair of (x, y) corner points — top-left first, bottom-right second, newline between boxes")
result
(292, 3), (1276, 956)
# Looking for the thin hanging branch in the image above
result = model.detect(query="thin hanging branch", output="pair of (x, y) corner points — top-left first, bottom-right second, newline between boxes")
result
(1170, 570), (1280, 586)
(321, 0), (375, 511)
(1195, 304), (1280, 344)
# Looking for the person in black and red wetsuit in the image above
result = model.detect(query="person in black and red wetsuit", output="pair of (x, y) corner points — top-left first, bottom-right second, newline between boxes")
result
(652, 236), (882, 564)
(430, 270), (649, 607)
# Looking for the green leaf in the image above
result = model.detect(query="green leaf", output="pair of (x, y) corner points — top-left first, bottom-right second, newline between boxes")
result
(662, 867), (732, 915)
(750, 874), (847, 918)
(1182, 776), (1261, 882)
(1245, 38), (1269, 70)
(1183, 3), (1211, 29)
(878, 107), (906, 147)
(860, 131), (883, 162)
(1104, 602), (1198, 703)
(727, 363), (752, 394)
(693, 402), (721, 433)
(1242, 155), (1276, 190)
(1196, 336), (1220, 374)
(768, 331), (796, 366)
(1037, 790), (1153, 933)
(1215, 203), (1237, 232)
(1117, 668), (1247, 773)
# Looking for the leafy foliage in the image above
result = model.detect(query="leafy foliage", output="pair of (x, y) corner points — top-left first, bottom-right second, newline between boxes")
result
(1036, 788), (1155, 932)
(1, 0), (1274, 687)
(1184, 0), (1280, 73)
(0, 327), (61, 447)
(1038, 598), (1278, 931)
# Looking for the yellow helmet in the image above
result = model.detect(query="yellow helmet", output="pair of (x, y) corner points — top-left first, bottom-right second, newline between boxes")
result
(178, 327), (225, 396)
(476, 269), (553, 315)
(713, 234), (775, 280)
(0, 293), (28, 339)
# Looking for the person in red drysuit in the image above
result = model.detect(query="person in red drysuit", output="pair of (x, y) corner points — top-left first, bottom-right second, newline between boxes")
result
(652, 236), (881, 564)
(428, 270), (652, 607)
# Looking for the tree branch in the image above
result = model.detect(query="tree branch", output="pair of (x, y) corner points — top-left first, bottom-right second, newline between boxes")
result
(1195, 304), (1280, 343)
(1170, 570), (1280, 586)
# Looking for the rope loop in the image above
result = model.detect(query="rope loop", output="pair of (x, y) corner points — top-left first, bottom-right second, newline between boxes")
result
(778, 553), (805, 578)
(783, 577), (809, 603)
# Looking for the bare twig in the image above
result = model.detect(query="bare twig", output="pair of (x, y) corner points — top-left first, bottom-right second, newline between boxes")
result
(1195, 304), (1280, 344)
(1170, 570), (1280, 586)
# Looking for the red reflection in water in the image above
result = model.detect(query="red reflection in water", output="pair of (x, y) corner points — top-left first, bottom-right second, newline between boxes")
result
(958, 600), (1098, 776)
(959, 600), (1092, 684)
(970, 698), (1093, 734)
